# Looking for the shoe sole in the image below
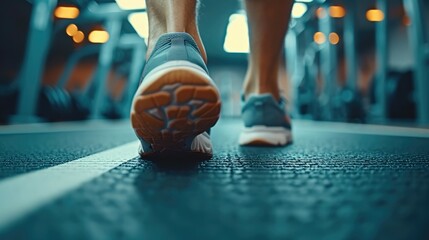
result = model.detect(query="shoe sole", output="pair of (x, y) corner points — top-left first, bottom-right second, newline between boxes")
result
(239, 126), (293, 146)
(131, 61), (221, 156)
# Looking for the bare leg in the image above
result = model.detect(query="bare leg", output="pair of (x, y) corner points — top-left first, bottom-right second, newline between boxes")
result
(243, 0), (293, 100)
(278, 52), (290, 99)
(145, 0), (206, 62)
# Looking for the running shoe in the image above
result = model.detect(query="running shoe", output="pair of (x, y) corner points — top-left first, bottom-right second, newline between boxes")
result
(239, 94), (292, 146)
(131, 33), (221, 159)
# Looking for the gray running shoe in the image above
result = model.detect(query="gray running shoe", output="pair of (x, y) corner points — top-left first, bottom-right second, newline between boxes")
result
(239, 94), (292, 146)
(130, 33), (221, 159)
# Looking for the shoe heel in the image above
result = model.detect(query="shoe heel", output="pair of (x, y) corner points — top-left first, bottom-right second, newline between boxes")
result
(239, 126), (292, 146)
(131, 68), (221, 151)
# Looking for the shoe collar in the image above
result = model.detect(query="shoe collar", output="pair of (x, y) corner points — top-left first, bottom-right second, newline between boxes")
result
(148, 32), (201, 60)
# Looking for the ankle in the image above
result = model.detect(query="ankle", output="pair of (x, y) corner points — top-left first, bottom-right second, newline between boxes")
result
(243, 73), (280, 100)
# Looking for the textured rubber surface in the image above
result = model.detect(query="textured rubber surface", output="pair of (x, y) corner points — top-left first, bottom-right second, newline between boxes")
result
(1, 119), (429, 240)
(0, 124), (135, 180)
(131, 67), (221, 156)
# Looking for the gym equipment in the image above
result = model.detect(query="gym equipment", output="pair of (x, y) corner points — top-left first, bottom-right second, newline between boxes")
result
(36, 35), (145, 121)
(12, 1), (146, 123)
(373, 0), (389, 120)
(0, 84), (19, 124)
(37, 86), (90, 122)
(1, 83), (90, 123)
(288, 0), (428, 124)
(101, 53), (134, 119)
(12, 0), (57, 123)
(386, 70), (416, 120)
(35, 32), (145, 122)
(404, 0), (429, 124)
(99, 34), (146, 119)
(371, 0), (428, 123)
(34, 44), (100, 122)
(288, 1), (348, 122)
(58, 4), (146, 120)
(337, 87), (366, 123)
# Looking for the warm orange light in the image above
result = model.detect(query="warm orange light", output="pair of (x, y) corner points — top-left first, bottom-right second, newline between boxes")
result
(403, 15), (411, 26)
(66, 24), (78, 36)
(329, 6), (346, 18)
(366, 9), (384, 22)
(316, 7), (326, 19)
(72, 31), (84, 43)
(88, 30), (110, 43)
(55, 6), (80, 19)
(329, 32), (340, 45)
(314, 32), (326, 44)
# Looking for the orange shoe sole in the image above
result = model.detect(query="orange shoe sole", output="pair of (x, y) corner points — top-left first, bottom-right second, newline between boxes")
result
(131, 66), (221, 155)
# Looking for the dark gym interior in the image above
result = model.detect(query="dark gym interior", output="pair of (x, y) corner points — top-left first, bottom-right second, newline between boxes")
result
(0, 0), (428, 239)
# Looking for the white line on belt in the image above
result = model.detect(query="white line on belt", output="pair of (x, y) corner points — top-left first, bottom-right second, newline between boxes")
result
(0, 141), (139, 232)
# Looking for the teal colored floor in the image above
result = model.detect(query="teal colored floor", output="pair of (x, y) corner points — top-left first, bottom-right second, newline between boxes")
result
(1, 118), (428, 240)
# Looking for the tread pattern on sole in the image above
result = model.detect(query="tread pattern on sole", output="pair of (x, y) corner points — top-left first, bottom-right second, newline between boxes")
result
(131, 69), (221, 153)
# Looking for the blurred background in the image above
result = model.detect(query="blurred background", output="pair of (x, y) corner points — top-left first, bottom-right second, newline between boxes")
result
(0, 0), (428, 126)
